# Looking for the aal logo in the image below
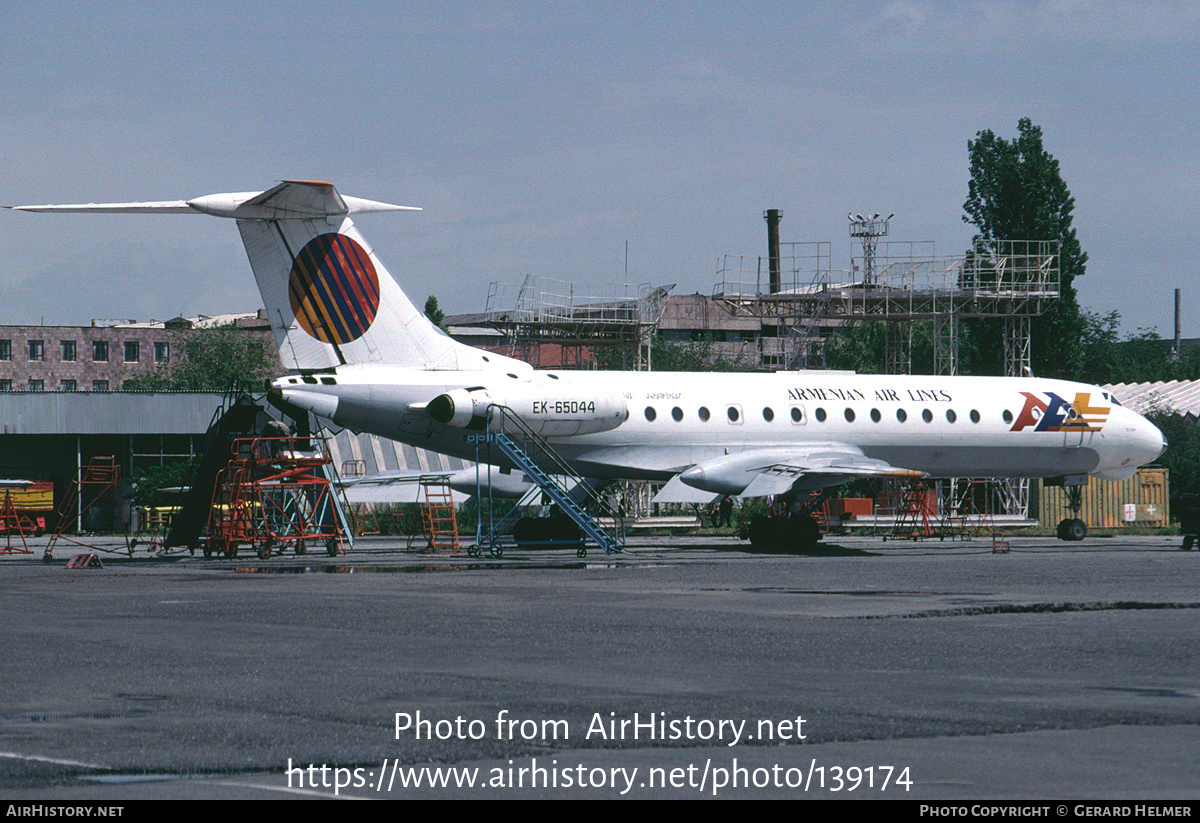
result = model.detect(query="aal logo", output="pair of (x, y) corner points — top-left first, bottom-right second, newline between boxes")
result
(289, 233), (381, 345)
(1010, 391), (1110, 433)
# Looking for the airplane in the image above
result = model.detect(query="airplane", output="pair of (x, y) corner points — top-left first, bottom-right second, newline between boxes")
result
(8, 180), (1168, 550)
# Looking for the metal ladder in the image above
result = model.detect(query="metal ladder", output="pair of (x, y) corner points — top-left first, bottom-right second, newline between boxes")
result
(471, 404), (623, 556)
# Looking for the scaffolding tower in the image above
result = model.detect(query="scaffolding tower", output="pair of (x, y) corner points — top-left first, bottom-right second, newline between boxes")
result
(715, 236), (1059, 376)
(484, 275), (671, 370)
(714, 215), (1061, 521)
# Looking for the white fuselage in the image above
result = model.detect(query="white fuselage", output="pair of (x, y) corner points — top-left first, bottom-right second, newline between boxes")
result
(273, 364), (1166, 492)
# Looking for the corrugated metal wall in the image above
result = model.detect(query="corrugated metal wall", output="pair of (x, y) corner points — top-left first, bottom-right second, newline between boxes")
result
(1038, 467), (1170, 529)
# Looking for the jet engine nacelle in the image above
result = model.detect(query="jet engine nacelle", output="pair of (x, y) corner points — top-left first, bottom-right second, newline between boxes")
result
(426, 386), (629, 437)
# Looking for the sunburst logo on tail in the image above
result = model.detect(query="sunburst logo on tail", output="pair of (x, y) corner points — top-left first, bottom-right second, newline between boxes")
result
(288, 233), (381, 344)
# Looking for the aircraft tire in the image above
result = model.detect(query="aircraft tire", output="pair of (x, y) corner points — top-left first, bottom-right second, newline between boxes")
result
(796, 515), (820, 552)
(257, 540), (272, 560)
(1066, 519), (1087, 541)
(1056, 519), (1071, 541)
(747, 516), (772, 550)
(513, 517), (541, 548)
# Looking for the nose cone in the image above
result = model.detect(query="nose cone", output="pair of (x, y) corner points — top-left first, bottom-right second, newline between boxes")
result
(1094, 410), (1167, 481)
(1136, 412), (1168, 463)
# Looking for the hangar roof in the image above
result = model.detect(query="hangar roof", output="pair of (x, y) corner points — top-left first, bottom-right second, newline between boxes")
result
(0, 392), (226, 435)
(1105, 381), (1200, 420)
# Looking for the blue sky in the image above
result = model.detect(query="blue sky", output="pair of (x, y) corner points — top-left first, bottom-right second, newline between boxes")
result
(2, 1), (1197, 342)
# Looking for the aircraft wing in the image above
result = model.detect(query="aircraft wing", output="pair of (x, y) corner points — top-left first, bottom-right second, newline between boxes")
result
(650, 475), (723, 505)
(338, 470), (451, 488)
(679, 446), (925, 497)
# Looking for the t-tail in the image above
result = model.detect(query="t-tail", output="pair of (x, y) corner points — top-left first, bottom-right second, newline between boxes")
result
(8, 180), (500, 373)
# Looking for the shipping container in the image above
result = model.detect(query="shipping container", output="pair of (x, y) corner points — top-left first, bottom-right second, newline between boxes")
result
(1037, 467), (1169, 530)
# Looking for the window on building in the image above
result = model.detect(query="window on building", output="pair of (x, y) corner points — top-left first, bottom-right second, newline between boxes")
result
(0, 380), (11, 391)
(28, 379), (44, 392)
(60, 340), (76, 361)
(0, 340), (10, 361)
(93, 340), (109, 362)
(92, 380), (109, 392)
(124, 341), (140, 362)
(60, 379), (76, 392)
(154, 341), (169, 363)
(28, 340), (44, 361)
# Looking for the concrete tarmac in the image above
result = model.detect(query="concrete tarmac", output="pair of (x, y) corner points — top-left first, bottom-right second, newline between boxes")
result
(1, 532), (1197, 800)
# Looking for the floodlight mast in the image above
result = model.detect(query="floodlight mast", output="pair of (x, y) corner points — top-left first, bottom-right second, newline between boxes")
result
(848, 212), (893, 285)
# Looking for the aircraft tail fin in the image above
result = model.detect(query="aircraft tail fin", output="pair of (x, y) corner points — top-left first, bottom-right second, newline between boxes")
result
(229, 181), (466, 372)
(10, 180), (501, 373)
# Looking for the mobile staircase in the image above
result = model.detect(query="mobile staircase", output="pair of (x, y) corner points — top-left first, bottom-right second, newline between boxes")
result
(469, 404), (623, 558)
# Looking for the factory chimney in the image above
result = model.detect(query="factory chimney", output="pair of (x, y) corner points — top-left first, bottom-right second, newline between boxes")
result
(764, 209), (781, 294)
(1175, 288), (1182, 360)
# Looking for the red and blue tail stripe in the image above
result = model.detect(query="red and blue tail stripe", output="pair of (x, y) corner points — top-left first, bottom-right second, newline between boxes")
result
(288, 233), (381, 345)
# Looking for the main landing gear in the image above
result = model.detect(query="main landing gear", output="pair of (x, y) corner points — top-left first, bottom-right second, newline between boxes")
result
(747, 511), (821, 553)
(744, 488), (835, 553)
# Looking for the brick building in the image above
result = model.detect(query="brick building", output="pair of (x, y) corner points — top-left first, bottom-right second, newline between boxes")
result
(0, 311), (278, 392)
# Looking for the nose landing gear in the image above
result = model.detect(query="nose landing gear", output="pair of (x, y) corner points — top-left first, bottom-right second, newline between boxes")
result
(1053, 476), (1088, 541)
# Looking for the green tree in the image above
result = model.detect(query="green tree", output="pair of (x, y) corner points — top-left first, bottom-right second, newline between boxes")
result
(823, 320), (936, 374)
(1077, 310), (1200, 384)
(123, 324), (276, 392)
(589, 337), (745, 371)
(128, 459), (198, 510)
(424, 295), (447, 332)
(961, 118), (1087, 378)
(1146, 410), (1200, 498)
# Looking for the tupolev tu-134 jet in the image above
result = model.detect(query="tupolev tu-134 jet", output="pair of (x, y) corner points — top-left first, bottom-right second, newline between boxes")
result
(9, 181), (1167, 549)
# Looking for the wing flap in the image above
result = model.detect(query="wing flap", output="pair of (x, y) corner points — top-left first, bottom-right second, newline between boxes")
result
(679, 446), (924, 496)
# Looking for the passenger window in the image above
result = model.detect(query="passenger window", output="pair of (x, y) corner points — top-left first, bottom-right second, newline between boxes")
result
(1002, 410), (1014, 424)
(644, 407), (657, 422)
(897, 409), (907, 422)
(815, 408), (827, 422)
(946, 409), (957, 423)
(762, 407), (774, 422)
(699, 406), (711, 422)
(790, 406), (806, 424)
(970, 409), (981, 423)
(726, 405), (742, 424)
(672, 407), (683, 422)
(922, 409), (933, 423)
(870, 408), (881, 423)
(844, 408), (855, 422)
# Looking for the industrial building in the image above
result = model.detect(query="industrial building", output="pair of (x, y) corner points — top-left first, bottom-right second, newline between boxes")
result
(0, 311), (278, 392)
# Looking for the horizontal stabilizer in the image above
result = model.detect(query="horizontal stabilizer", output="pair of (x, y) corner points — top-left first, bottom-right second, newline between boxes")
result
(7, 180), (419, 220)
(6, 201), (194, 214)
